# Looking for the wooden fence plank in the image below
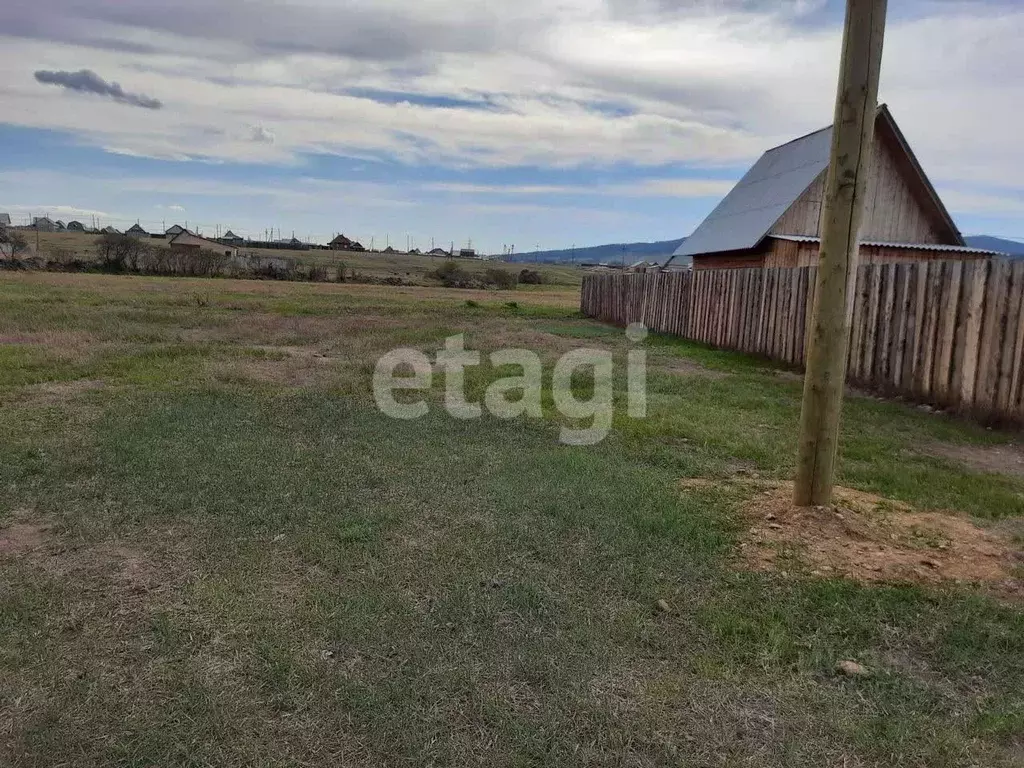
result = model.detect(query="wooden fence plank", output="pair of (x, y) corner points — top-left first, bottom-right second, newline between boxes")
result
(861, 264), (882, 382)
(1006, 262), (1024, 420)
(907, 262), (928, 394)
(997, 263), (1023, 416)
(848, 265), (868, 379)
(918, 262), (943, 398)
(977, 260), (1008, 412)
(888, 264), (909, 391)
(957, 261), (988, 408)
(876, 264), (896, 385)
(933, 262), (962, 404)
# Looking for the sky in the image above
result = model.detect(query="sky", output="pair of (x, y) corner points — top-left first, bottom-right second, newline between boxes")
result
(1, 0), (1022, 253)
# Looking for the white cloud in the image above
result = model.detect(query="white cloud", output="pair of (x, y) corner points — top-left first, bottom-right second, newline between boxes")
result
(0, 204), (113, 225)
(249, 122), (275, 144)
(427, 178), (736, 197)
(941, 189), (1024, 217)
(1, 3), (1020, 185)
(0, 0), (1021, 246)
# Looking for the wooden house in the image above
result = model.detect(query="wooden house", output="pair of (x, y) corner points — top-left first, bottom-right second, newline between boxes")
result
(665, 106), (1000, 270)
(126, 223), (149, 238)
(169, 231), (238, 257)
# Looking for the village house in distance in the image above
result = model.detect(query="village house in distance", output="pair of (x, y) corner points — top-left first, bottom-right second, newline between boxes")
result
(666, 105), (1000, 270)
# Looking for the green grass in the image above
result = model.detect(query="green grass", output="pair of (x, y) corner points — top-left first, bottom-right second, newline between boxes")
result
(0, 271), (1022, 767)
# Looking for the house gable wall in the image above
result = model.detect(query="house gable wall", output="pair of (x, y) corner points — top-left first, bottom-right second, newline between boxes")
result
(770, 129), (947, 245)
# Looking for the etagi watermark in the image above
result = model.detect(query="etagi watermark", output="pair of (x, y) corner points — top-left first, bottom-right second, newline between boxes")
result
(373, 323), (649, 445)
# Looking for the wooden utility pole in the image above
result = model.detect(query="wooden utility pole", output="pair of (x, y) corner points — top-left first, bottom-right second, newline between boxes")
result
(794, 0), (887, 506)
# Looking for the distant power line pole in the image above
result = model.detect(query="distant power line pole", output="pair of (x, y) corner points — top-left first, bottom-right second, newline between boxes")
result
(795, 0), (887, 506)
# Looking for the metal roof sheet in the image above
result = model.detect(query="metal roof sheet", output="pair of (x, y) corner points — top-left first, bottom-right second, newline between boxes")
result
(672, 126), (832, 259)
(769, 234), (1003, 256)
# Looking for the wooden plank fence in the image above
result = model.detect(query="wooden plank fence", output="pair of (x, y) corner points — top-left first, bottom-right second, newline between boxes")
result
(580, 260), (1024, 424)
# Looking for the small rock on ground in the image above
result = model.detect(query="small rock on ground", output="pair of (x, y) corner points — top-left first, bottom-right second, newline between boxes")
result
(836, 660), (871, 678)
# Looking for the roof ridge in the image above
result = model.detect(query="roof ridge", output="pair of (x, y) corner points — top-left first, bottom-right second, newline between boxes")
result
(763, 124), (831, 154)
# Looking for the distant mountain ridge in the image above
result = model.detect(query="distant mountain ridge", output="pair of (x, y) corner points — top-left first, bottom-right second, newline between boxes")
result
(502, 235), (1024, 264)
(503, 238), (685, 265)
(964, 235), (1024, 257)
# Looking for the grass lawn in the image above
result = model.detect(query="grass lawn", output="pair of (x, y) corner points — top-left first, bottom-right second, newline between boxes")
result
(0, 271), (1022, 767)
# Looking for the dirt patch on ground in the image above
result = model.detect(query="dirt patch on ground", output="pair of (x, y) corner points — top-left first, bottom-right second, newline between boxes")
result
(920, 441), (1024, 479)
(0, 517), (52, 555)
(248, 344), (340, 364)
(658, 359), (731, 381)
(212, 357), (341, 389)
(682, 478), (1023, 598)
(2, 510), (194, 600)
(27, 378), (106, 397)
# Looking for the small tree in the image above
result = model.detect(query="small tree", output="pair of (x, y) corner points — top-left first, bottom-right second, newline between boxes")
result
(484, 267), (518, 290)
(0, 229), (28, 259)
(96, 233), (148, 272)
(429, 260), (473, 287)
(518, 269), (543, 285)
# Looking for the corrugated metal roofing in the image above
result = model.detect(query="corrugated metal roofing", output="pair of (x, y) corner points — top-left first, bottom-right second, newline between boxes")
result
(768, 234), (1003, 255)
(671, 126), (832, 259)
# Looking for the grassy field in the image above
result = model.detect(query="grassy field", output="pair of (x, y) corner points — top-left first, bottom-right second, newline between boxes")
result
(1, 271), (1022, 767)
(24, 231), (584, 286)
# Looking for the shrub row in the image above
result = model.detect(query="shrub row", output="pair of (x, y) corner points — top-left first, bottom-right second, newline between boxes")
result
(0, 234), (411, 286)
(427, 261), (544, 290)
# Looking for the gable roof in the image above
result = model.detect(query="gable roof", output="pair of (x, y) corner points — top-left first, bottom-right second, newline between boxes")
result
(126, 223), (147, 233)
(222, 230), (241, 239)
(669, 105), (963, 263)
(671, 126), (832, 261)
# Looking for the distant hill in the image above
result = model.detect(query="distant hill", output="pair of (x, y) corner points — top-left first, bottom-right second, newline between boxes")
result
(964, 235), (1024, 257)
(503, 234), (1024, 264)
(504, 238), (685, 265)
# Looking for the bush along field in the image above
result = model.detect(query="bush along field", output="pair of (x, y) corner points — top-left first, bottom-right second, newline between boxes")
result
(0, 271), (1022, 767)
(1, 230), (582, 289)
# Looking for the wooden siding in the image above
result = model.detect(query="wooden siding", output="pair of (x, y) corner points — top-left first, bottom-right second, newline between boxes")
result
(770, 129), (946, 245)
(862, 130), (945, 243)
(762, 239), (988, 269)
(581, 259), (1024, 425)
(693, 252), (765, 270)
(770, 171), (826, 238)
